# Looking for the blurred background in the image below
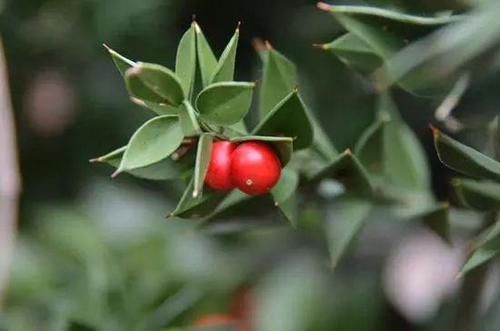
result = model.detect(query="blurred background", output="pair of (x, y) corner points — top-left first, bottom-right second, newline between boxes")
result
(0, 0), (500, 330)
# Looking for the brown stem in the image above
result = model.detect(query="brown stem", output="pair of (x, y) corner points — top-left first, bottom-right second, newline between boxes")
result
(0, 36), (21, 305)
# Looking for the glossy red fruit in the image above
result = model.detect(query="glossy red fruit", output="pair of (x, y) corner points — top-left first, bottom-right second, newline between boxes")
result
(192, 314), (238, 327)
(205, 141), (237, 191)
(230, 141), (281, 195)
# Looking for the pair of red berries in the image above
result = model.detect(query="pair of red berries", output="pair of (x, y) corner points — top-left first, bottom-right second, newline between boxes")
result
(204, 140), (281, 196)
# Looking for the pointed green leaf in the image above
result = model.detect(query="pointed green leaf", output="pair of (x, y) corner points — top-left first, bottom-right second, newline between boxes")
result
(176, 23), (197, 98)
(169, 177), (228, 219)
(326, 197), (372, 268)
(91, 145), (192, 180)
(210, 26), (239, 83)
(125, 63), (185, 106)
(253, 91), (313, 150)
(433, 128), (500, 181)
(117, 115), (184, 173)
(354, 118), (387, 174)
(259, 48), (297, 117)
(413, 202), (451, 243)
(231, 135), (293, 166)
(453, 178), (500, 211)
(271, 167), (299, 205)
(193, 134), (214, 198)
(277, 193), (299, 228)
(311, 150), (374, 195)
(196, 82), (254, 126)
(195, 22), (218, 87)
(321, 33), (383, 75)
(373, 94), (431, 190)
(103, 45), (135, 77)
(460, 219), (500, 275)
(318, 4), (463, 26)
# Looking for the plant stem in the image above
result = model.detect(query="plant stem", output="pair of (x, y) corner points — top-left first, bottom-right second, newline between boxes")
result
(0, 36), (21, 305)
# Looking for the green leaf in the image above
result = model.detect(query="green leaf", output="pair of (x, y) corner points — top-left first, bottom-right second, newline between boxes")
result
(433, 128), (500, 181)
(326, 197), (372, 268)
(179, 101), (201, 136)
(210, 25), (239, 83)
(117, 115), (184, 173)
(460, 222), (500, 275)
(414, 202), (451, 244)
(259, 48), (297, 117)
(196, 82), (254, 126)
(253, 91), (313, 150)
(133, 99), (179, 115)
(318, 4), (463, 26)
(169, 178), (228, 219)
(91, 145), (192, 180)
(354, 117), (387, 174)
(453, 178), (500, 211)
(379, 95), (430, 190)
(231, 135), (293, 166)
(320, 33), (383, 75)
(311, 150), (374, 195)
(103, 44), (135, 77)
(125, 63), (185, 106)
(195, 22), (218, 87)
(176, 23), (197, 98)
(271, 167), (299, 205)
(193, 134), (214, 198)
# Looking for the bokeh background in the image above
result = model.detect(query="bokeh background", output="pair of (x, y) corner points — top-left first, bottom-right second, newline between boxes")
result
(1, 0), (500, 330)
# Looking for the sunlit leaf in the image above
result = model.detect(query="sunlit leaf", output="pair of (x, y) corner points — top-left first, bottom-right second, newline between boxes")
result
(125, 63), (185, 106)
(176, 23), (197, 98)
(210, 25), (239, 83)
(196, 82), (254, 126)
(117, 115), (184, 173)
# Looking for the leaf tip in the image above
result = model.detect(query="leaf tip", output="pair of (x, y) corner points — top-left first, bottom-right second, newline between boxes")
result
(251, 38), (266, 51)
(191, 14), (197, 23)
(236, 21), (241, 32)
(317, 2), (331, 12)
(312, 43), (327, 50)
(344, 148), (353, 156)
(455, 272), (463, 280)
(102, 43), (111, 52)
(274, 201), (279, 207)
(111, 169), (122, 178)
(194, 21), (202, 33)
(429, 124), (440, 138)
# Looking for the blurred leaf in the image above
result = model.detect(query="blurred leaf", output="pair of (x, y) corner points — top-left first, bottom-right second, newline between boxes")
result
(321, 33), (383, 75)
(231, 135), (293, 166)
(460, 219), (500, 275)
(176, 23), (197, 98)
(210, 26), (239, 83)
(125, 63), (185, 106)
(454, 178), (500, 211)
(374, 0), (500, 92)
(253, 91), (313, 150)
(276, 192), (299, 228)
(103, 44), (135, 77)
(191, 326), (236, 331)
(311, 150), (374, 195)
(259, 48), (297, 117)
(255, 255), (331, 331)
(379, 94), (430, 190)
(318, 4), (463, 26)
(118, 115), (184, 173)
(326, 197), (372, 268)
(196, 82), (254, 126)
(91, 145), (192, 180)
(271, 167), (299, 205)
(179, 101), (202, 136)
(354, 117), (387, 174)
(414, 202), (451, 243)
(195, 22), (218, 87)
(193, 134), (214, 198)
(170, 178), (228, 219)
(433, 128), (500, 181)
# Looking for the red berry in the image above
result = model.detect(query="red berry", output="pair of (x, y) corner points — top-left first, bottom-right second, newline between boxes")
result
(192, 314), (237, 327)
(205, 141), (237, 191)
(230, 141), (281, 196)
